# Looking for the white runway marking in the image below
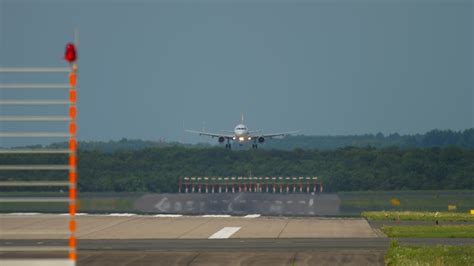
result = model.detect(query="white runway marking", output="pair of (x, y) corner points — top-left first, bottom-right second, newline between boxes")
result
(208, 227), (241, 239)
(309, 199), (314, 206)
(244, 214), (261, 218)
(107, 213), (136, 217)
(201, 215), (231, 218)
(154, 214), (183, 217)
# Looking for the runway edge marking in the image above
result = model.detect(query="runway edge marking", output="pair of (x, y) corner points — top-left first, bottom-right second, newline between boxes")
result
(208, 227), (241, 239)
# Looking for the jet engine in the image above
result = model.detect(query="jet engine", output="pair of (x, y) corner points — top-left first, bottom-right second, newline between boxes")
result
(218, 136), (225, 143)
(258, 137), (265, 143)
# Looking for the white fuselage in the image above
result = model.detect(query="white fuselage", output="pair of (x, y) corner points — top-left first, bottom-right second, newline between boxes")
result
(233, 124), (251, 142)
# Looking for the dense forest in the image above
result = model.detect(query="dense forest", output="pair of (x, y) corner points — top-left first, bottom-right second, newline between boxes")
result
(1, 146), (473, 192)
(41, 128), (474, 151)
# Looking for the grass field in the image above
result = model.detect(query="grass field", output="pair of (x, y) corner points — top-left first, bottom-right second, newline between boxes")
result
(339, 190), (474, 214)
(385, 241), (474, 266)
(381, 225), (474, 238)
(79, 197), (135, 212)
(0, 192), (140, 213)
(362, 211), (474, 222)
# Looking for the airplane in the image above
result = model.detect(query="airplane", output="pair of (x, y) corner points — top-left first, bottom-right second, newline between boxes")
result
(186, 114), (298, 149)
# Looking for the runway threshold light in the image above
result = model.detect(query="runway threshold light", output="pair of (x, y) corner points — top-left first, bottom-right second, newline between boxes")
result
(64, 43), (77, 63)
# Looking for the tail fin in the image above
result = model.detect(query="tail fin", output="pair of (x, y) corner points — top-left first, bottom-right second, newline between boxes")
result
(241, 113), (244, 124)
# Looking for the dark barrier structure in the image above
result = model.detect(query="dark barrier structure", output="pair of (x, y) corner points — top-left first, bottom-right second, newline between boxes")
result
(179, 177), (323, 194)
(135, 193), (340, 216)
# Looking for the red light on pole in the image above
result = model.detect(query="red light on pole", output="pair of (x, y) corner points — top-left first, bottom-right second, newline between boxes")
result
(64, 43), (77, 63)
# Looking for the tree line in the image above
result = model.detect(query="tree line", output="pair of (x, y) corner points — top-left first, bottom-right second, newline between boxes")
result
(1, 146), (472, 192)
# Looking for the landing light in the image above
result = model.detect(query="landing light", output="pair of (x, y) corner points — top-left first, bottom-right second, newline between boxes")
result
(248, 137), (251, 140)
(239, 137), (245, 141)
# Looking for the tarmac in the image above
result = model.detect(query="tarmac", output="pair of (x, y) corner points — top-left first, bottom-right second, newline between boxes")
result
(1, 214), (473, 265)
(0, 214), (377, 239)
(0, 250), (387, 266)
(0, 214), (384, 265)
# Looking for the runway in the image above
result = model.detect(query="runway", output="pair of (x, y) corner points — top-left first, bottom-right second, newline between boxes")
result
(2, 238), (473, 266)
(0, 214), (377, 239)
(0, 214), (384, 265)
(0, 249), (387, 266)
(1, 238), (389, 250)
(3, 237), (473, 252)
(2, 214), (472, 265)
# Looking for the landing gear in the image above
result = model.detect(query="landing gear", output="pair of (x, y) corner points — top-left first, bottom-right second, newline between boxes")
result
(225, 140), (232, 150)
(250, 138), (258, 149)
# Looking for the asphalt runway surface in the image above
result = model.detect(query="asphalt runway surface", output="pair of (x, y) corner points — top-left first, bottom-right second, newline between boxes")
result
(2, 238), (473, 250)
(1, 238), (390, 250)
(0, 214), (377, 239)
(0, 214), (382, 265)
(2, 238), (473, 266)
(1, 250), (387, 266)
(1, 214), (473, 265)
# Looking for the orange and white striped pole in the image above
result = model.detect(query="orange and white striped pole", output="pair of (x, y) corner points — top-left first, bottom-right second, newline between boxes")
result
(68, 62), (78, 263)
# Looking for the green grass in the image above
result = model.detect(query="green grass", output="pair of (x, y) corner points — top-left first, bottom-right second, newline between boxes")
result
(362, 211), (474, 222)
(385, 241), (474, 266)
(0, 202), (67, 212)
(381, 225), (474, 238)
(0, 199), (134, 213)
(0, 192), (138, 213)
(339, 190), (474, 214)
(80, 198), (134, 212)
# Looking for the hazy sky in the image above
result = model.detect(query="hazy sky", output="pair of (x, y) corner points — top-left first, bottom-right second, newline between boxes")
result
(0, 0), (472, 144)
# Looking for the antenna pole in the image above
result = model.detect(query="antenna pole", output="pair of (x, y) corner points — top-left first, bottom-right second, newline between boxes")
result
(74, 28), (79, 46)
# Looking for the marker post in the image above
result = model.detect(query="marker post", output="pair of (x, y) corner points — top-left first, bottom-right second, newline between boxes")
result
(68, 62), (78, 263)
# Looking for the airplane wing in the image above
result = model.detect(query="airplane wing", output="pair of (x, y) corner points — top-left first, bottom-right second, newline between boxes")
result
(252, 131), (299, 139)
(186, 130), (234, 139)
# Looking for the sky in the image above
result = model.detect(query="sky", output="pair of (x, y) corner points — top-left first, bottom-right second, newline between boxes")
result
(0, 0), (472, 145)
